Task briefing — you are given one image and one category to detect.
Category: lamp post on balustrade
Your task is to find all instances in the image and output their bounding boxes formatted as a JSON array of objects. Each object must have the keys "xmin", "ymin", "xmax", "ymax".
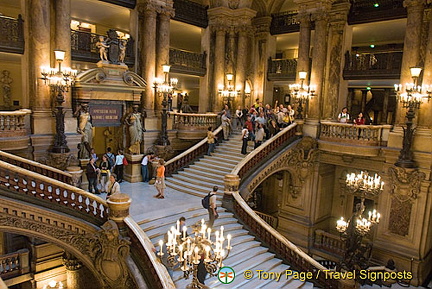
[
  {"xmin": 154, "ymin": 64, "xmax": 178, "ymax": 146},
  {"xmin": 288, "ymin": 71, "xmax": 315, "ymax": 119},
  {"xmin": 394, "ymin": 67, "xmax": 431, "ymax": 168},
  {"xmin": 40, "ymin": 50, "xmax": 77, "ymax": 153}
]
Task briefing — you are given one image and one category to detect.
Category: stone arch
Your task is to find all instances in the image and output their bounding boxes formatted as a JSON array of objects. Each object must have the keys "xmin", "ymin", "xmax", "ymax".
[{"xmin": 252, "ymin": 0, "xmax": 268, "ymax": 16}]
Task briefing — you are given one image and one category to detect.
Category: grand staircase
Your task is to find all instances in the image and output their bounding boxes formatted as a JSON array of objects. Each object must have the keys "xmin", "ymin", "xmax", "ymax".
[{"xmin": 137, "ymin": 131, "xmax": 314, "ymax": 288}]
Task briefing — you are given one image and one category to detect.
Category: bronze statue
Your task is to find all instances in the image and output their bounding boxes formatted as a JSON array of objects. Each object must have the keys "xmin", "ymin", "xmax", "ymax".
[
  {"xmin": 124, "ymin": 105, "xmax": 145, "ymax": 154},
  {"xmin": 74, "ymin": 103, "xmax": 93, "ymax": 159}
]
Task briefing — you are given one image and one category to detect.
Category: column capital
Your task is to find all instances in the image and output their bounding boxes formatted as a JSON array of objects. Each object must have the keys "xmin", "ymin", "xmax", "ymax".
[
  {"xmin": 137, "ymin": 1, "xmax": 158, "ymax": 16},
  {"xmin": 159, "ymin": 6, "xmax": 175, "ymax": 18},
  {"xmin": 252, "ymin": 16, "xmax": 272, "ymax": 36},
  {"xmin": 297, "ymin": 11, "xmax": 312, "ymax": 26},
  {"xmin": 62, "ymin": 252, "xmax": 83, "ymax": 271},
  {"xmin": 311, "ymin": 10, "xmax": 329, "ymax": 22},
  {"xmin": 403, "ymin": 0, "xmax": 427, "ymax": 8},
  {"xmin": 211, "ymin": 25, "xmax": 229, "ymax": 34}
]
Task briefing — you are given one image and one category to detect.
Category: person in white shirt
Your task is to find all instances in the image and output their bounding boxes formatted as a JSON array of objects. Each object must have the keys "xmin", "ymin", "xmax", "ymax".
[
  {"xmin": 106, "ymin": 174, "xmax": 121, "ymax": 199},
  {"xmin": 338, "ymin": 107, "xmax": 350, "ymax": 123},
  {"xmin": 114, "ymin": 150, "xmax": 125, "ymax": 183},
  {"xmin": 254, "ymin": 123, "xmax": 265, "ymax": 149},
  {"xmin": 208, "ymin": 186, "xmax": 218, "ymax": 228},
  {"xmin": 141, "ymin": 152, "xmax": 154, "ymax": 182},
  {"xmin": 234, "ymin": 105, "xmax": 243, "ymax": 129}
]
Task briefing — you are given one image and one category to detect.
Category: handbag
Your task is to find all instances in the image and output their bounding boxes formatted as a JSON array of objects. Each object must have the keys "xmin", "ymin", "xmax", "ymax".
[{"xmin": 123, "ymin": 157, "xmax": 128, "ymax": 166}]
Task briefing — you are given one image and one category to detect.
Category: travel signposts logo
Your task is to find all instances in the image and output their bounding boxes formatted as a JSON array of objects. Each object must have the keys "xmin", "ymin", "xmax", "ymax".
[{"xmin": 218, "ymin": 266, "xmax": 235, "ymax": 284}]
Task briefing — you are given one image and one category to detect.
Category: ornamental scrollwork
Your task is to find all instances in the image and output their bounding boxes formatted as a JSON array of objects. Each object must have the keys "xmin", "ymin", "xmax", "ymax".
[{"xmin": 388, "ymin": 166, "xmax": 425, "ymax": 202}]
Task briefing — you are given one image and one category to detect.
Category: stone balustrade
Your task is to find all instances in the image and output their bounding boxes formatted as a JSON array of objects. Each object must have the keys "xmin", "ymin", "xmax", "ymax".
[
  {"xmin": 320, "ymin": 121, "xmax": 391, "ymax": 146},
  {"xmin": 170, "ymin": 112, "xmax": 219, "ymax": 130},
  {"xmin": 0, "ymin": 109, "xmax": 30, "ymax": 137},
  {"xmin": 313, "ymin": 229, "xmax": 345, "ymax": 258},
  {"xmin": 0, "ymin": 249, "xmax": 30, "ymax": 280},
  {"xmin": 254, "ymin": 210, "xmax": 278, "ymax": 229},
  {"xmin": 0, "ymin": 14, "xmax": 24, "ymax": 54},
  {"xmin": 0, "ymin": 160, "xmax": 108, "ymax": 225}
]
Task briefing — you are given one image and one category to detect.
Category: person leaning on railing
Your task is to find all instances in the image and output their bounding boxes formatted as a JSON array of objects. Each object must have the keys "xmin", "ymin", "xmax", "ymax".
[{"xmin": 207, "ymin": 126, "xmax": 216, "ymax": 156}]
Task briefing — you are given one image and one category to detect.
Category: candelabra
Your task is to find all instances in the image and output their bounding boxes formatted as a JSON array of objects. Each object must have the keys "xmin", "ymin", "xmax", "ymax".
[
  {"xmin": 40, "ymin": 50, "xmax": 77, "ymax": 153},
  {"xmin": 335, "ymin": 171, "xmax": 384, "ymax": 271},
  {"xmin": 288, "ymin": 71, "xmax": 315, "ymax": 119},
  {"xmin": 394, "ymin": 67, "xmax": 431, "ymax": 168},
  {"xmin": 218, "ymin": 73, "xmax": 239, "ymax": 108},
  {"xmin": 43, "ymin": 281, "xmax": 64, "ymax": 289},
  {"xmin": 154, "ymin": 64, "xmax": 178, "ymax": 146},
  {"xmin": 158, "ymin": 219, "xmax": 232, "ymax": 289}
]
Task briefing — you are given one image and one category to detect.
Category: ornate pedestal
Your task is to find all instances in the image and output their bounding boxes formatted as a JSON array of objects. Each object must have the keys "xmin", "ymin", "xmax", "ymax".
[
  {"xmin": 123, "ymin": 153, "xmax": 143, "ymax": 183},
  {"xmin": 223, "ymin": 174, "xmax": 240, "ymax": 212},
  {"xmin": 66, "ymin": 166, "xmax": 83, "ymax": 188}
]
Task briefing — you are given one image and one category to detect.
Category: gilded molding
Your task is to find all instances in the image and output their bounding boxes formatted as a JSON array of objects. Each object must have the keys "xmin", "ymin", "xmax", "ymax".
[
  {"xmin": 245, "ymin": 137, "xmax": 318, "ymax": 199},
  {"xmin": 388, "ymin": 166, "xmax": 426, "ymax": 202}
]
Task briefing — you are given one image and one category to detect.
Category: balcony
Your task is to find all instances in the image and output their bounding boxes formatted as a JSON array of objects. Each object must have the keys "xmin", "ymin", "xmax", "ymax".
[
  {"xmin": 349, "ymin": 0, "xmax": 406, "ymax": 25},
  {"xmin": 0, "ymin": 249, "xmax": 31, "ymax": 287},
  {"xmin": 0, "ymin": 15, "xmax": 24, "ymax": 54},
  {"xmin": 99, "ymin": 0, "xmax": 136, "ymax": 8},
  {"xmin": 267, "ymin": 57, "xmax": 297, "ymax": 81},
  {"xmin": 173, "ymin": 0, "xmax": 208, "ymax": 28},
  {"xmin": 71, "ymin": 30, "xmax": 135, "ymax": 66},
  {"xmin": 169, "ymin": 48, "xmax": 207, "ymax": 76},
  {"xmin": 0, "ymin": 109, "xmax": 31, "ymax": 151},
  {"xmin": 343, "ymin": 51, "xmax": 402, "ymax": 80}
]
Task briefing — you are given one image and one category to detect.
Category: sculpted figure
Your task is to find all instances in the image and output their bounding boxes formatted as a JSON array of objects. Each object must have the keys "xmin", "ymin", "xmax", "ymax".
[
  {"xmin": 119, "ymin": 39, "xmax": 127, "ymax": 63},
  {"xmin": 96, "ymin": 36, "xmax": 109, "ymax": 61},
  {"xmin": 74, "ymin": 103, "xmax": 93, "ymax": 159},
  {"xmin": 124, "ymin": 105, "xmax": 144, "ymax": 154},
  {"xmin": 0, "ymin": 70, "xmax": 12, "ymax": 107}
]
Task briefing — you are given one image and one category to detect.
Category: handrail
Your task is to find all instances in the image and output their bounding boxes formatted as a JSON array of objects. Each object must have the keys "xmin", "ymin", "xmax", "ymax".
[
  {"xmin": 0, "ymin": 160, "xmax": 108, "ymax": 224},
  {"xmin": 0, "ymin": 109, "xmax": 31, "ymax": 116},
  {"xmin": 0, "ymin": 249, "xmax": 29, "ymax": 279},
  {"xmin": 165, "ymin": 126, "xmax": 223, "ymax": 176},
  {"xmin": 169, "ymin": 112, "xmax": 217, "ymax": 117},
  {"xmin": 313, "ymin": 229, "xmax": 345, "ymax": 257},
  {"xmin": 169, "ymin": 112, "xmax": 219, "ymax": 130},
  {"xmin": 124, "ymin": 217, "xmax": 176, "ymax": 289},
  {"xmin": 0, "ymin": 151, "xmax": 72, "ymax": 184},
  {"xmin": 232, "ymin": 192, "xmax": 338, "ymax": 288},
  {"xmin": 254, "ymin": 211, "xmax": 278, "ymax": 229},
  {"xmin": 232, "ymin": 123, "xmax": 298, "ymax": 178}
]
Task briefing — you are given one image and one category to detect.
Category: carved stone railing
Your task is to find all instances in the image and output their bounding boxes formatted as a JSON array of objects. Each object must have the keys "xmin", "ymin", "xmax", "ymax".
[
  {"xmin": 0, "ymin": 161, "xmax": 108, "ymax": 225},
  {"xmin": 254, "ymin": 211, "xmax": 278, "ymax": 229},
  {"xmin": 0, "ymin": 109, "xmax": 30, "ymax": 137},
  {"xmin": 173, "ymin": 0, "xmax": 208, "ymax": 28},
  {"xmin": 0, "ymin": 249, "xmax": 30, "ymax": 280},
  {"xmin": 125, "ymin": 217, "xmax": 176, "ymax": 289},
  {"xmin": 320, "ymin": 121, "xmax": 391, "ymax": 146},
  {"xmin": 270, "ymin": 10, "xmax": 300, "ymax": 34},
  {"xmin": 349, "ymin": 0, "xmax": 406, "ymax": 24},
  {"xmin": 267, "ymin": 58, "xmax": 297, "ymax": 81},
  {"xmin": 343, "ymin": 51, "xmax": 403, "ymax": 80},
  {"xmin": 169, "ymin": 48, "xmax": 207, "ymax": 76},
  {"xmin": 232, "ymin": 123, "xmax": 298, "ymax": 180},
  {"xmin": 170, "ymin": 112, "xmax": 219, "ymax": 130},
  {"xmin": 0, "ymin": 15, "xmax": 24, "ymax": 54},
  {"xmin": 165, "ymin": 126, "xmax": 223, "ymax": 176},
  {"xmin": 232, "ymin": 193, "xmax": 339, "ymax": 288},
  {"xmin": 71, "ymin": 30, "xmax": 135, "ymax": 66},
  {"xmin": 313, "ymin": 229, "xmax": 345, "ymax": 258},
  {"xmin": 0, "ymin": 151, "xmax": 72, "ymax": 184}
]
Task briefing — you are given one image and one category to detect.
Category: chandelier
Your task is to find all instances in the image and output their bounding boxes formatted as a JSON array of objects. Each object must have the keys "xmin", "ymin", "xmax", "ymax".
[
  {"xmin": 345, "ymin": 170, "xmax": 384, "ymax": 197},
  {"xmin": 218, "ymin": 73, "xmax": 239, "ymax": 107},
  {"xmin": 393, "ymin": 66, "xmax": 431, "ymax": 168},
  {"xmin": 158, "ymin": 219, "xmax": 232, "ymax": 288},
  {"xmin": 288, "ymin": 71, "xmax": 315, "ymax": 119},
  {"xmin": 336, "ymin": 208, "xmax": 380, "ymax": 236}
]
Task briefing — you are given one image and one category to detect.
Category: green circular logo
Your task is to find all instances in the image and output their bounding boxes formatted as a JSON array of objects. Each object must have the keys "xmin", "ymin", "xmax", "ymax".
[{"xmin": 218, "ymin": 266, "xmax": 236, "ymax": 284}]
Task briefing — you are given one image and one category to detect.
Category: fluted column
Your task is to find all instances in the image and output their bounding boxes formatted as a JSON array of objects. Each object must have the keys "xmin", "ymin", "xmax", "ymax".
[
  {"xmin": 395, "ymin": 0, "xmax": 425, "ymax": 125},
  {"xmin": 418, "ymin": 8, "xmax": 432, "ymax": 126},
  {"xmin": 213, "ymin": 27, "xmax": 226, "ymax": 111},
  {"xmin": 323, "ymin": 2, "xmax": 350, "ymax": 120},
  {"xmin": 308, "ymin": 12, "xmax": 329, "ymax": 120},
  {"xmin": 227, "ymin": 27, "xmax": 236, "ymax": 75},
  {"xmin": 55, "ymin": 0, "xmax": 71, "ymax": 107},
  {"xmin": 296, "ymin": 12, "xmax": 312, "ymax": 82},
  {"xmin": 155, "ymin": 9, "xmax": 174, "ymax": 110},
  {"xmin": 29, "ymin": 0, "xmax": 52, "ymax": 134},
  {"xmin": 139, "ymin": 3, "xmax": 157, "ymax": 111},
  {"xmin": 235, "ymin": 27, "xmax": 250, "ymax": 107}
]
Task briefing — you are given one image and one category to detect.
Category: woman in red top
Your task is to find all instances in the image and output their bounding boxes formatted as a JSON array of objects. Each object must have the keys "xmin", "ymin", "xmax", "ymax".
[
  {"xmin": 154, "ymin": 159, "xmax": 166, "ymax": 199},
  {"xmin": 354, "ymin": 112, "xmax": 365, "ymax": 125}
]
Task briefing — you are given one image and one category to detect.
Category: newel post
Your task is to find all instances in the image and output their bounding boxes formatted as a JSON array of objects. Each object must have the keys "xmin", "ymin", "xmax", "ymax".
[
  {"xmin": 106, "ymin": 193, "xmax": 132, "ymax": 236},
  {"xmin": 223, "ymin": 174, "xmax": 240, "ymax": 212}
]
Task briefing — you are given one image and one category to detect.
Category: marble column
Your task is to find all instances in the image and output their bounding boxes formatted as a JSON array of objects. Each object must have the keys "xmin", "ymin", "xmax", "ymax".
[
  {"xmin": 199, "ymin": 28, "xmax": 211, "ymax": 112},
  {"xmin": 296, "ymin": 12, "xmax": 311, "ymax": 82},
  {"xmin": 29, "ymin": 0, "xmax": 52, "ymax": 134},
  {"xmin": 395, "ymin": 0, "xmax": 425, "ymax": 125},
  {"xmin": 361, "ymin": 89, "xmax": 368, "ymax": 112},
  {"xmin": 62, "ymin": 252, "xmax": 86, "ymax": 289},
  {"xmin": 235, "ymin": 27, "xmax": 250, "ymax": 108},
  {"xmin": 139, "ymin": 3, "xmax": 157, "ymax": 111},
  {"xmin": 227, "ymin": 27, "xmax": 236, "ymax": 76},
  {"xmin": 308, "ymin": 12, "xmax": 329, "ymax": 120},
  {"xmin": 418, "ymin": 10, "xmax": 432, "ymax": 126},
  {"xmin": 213, "ymin": 26, "xmax": 226, "ymax": 111}
]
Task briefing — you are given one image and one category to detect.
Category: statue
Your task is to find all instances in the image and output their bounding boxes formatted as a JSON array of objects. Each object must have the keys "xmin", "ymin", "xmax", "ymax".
[
  {"xmin": 124, "ymin": 104, "xmax": 145, "ymax": 154},
  {"xmin": 0, "ymin": 70, "xmax": 12, "ymax": 108},
  {"xmin": 96, "ymin": 36, "xmax": 109, "ymax": 62},
  {"xmin": 180, "ymin": 93, "xmax": 194, "ymax": 113},
  {"xmin": 119, "ymin": 39, "xmax": 127, "ymax": 63},
  {"xmin": 74, "ymin": 103, "xmax": 93, "ymax": 159}
]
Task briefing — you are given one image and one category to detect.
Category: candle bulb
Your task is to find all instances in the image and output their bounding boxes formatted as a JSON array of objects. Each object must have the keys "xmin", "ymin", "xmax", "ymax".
[
  {"xmin": 179, "ymin": 245, "xmax": 183, "ymax": 261},
  {"xmin": 183, "ymin": 226, "xmax": 187, "ymax": 240},
  {"xmin": 207, "ymin": 228, "xmax": 211, "ymax": 241},
  {"xmin": 201, "ymin": 219, "xmax": 205, "ymax": 227},
  {"xmin": 205, "ymin": 246, "xmax": 210, "ymax": 261},
  {"xmin": 159, "ymin": 240, "xmax": 164, "ymax": 256},
  {"xmin": 227, "ymin": 234, "xmax": 232, "ymax": 249}
]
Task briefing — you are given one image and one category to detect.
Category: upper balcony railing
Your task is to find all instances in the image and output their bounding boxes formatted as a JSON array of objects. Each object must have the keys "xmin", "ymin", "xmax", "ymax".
[
  {"xmin": 169, "ymin": 48, "xmax": 207, "ymax": 76},
  {"xmin": 349, "ymin": 0, "xmax": 406, "ymax": 24},
  {"xmin": 270, "ymin": 11, "xmax": 300, "ymax": 35},
  {"xmin": 173, "ymin": 0, "xmax": 208, "ymax": 28},
  {"xmin": 267, "ymin": 57, "xmax": 297, "ymax": 81},
  {"xmin": 100, "ymin": 0, "xmax": 136, "ymax": 8},
  {"xmin": 343, "ymin": 51, "xmax": 403, "ymax": 80},
  {"xmin": 312, "ymin": 229, "xmax": 344, "ymax": 260},
  {"xmin": 0, "ymin": 109, "xmax": 30, "ymax": 137},
  {"xmin": 71, "ymin": 30, "xmax": 135, "ymax": 66},
  {"xmin": 170, "ymin": 112, "xmax": 219, "ymax": 130},
  {"xmin": 0, "ymin": 15, "xmax": 24, "ymax": 54},
  {"xmin": 320, "ymin": 121, "xmax": 392, "ymax": 146}
]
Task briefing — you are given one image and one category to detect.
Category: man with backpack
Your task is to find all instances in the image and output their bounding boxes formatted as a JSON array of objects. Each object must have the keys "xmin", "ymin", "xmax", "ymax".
[
  {"xmin": 202, "ymin": 186, "xmax": 218, "ymax": 228},
  {"xmin": 105, "ymin": 147, "xmax": 116, "ymax": 171}
]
